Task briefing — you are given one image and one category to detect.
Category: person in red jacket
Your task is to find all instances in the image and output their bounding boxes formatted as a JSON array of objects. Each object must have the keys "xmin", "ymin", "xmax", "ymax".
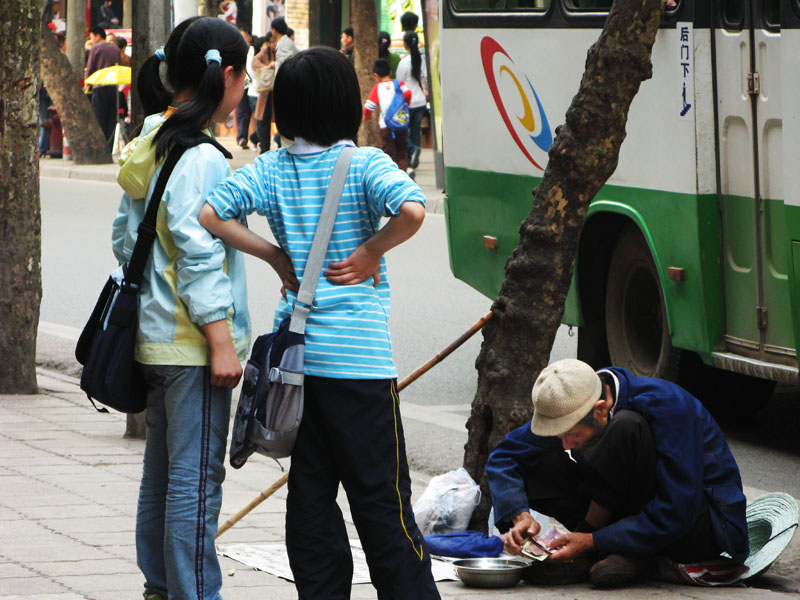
[{"xmin": 363, "ymin": 58, "xmax": 413, "ymax": 174}]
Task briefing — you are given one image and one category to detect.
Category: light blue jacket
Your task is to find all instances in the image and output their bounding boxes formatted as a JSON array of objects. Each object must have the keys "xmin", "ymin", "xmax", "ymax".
[{"xmin": 112, "ymin": 114, "xmax": 250, "ymax": 365}]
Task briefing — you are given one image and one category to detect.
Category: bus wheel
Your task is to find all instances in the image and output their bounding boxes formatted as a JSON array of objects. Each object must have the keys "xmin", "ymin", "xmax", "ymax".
[{"xmin": 605, "ymin": 229, "xmax": 679, "ymax": 380}]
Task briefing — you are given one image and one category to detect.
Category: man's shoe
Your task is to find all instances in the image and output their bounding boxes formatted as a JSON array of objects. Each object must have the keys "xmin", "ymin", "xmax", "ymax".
[
  {"xmin": 589, "ymin": 553, "xmax": 655, "ymax": 588},
  {"xmin": 143, "ymin": 593, "xmax": 164, "ymax": 600},
  {"xmin": 406, "ymin": 167, "xmax": 416, "ymax": 181},
  {"xmin": 522, "ymin": 555, "xmax": 594, "ymax": 585}
]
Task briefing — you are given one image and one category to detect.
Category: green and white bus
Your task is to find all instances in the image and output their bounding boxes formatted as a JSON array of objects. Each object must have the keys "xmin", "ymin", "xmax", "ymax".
[{"xmin": 441, "ymin": 0, "xmax": 800, "ymax": 405}]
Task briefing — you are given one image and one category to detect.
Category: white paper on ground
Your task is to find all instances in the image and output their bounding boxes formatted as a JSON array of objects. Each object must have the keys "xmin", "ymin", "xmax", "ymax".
[{"xmin": 218, "ymin": 540, "xmax": 459, "ymax": 583}]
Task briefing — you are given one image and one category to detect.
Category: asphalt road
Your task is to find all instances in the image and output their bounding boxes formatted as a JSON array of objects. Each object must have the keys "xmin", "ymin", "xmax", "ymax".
[{"xmin": 37, "ymin": 177, "xmax": 800, "ymax": 505}]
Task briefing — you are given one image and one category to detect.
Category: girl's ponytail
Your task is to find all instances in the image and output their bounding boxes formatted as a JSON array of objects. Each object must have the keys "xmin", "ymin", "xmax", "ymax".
[
  {"xmin": 154, "ymin": 17, "xmax": 247, "ymax": 159},
  {"xmin": 378, "ymin": 31, "xmax": 391, "ymax": 60},
  {"xmin": 403, "ymin": 31, "xmax": 422, "ymax": 87}
]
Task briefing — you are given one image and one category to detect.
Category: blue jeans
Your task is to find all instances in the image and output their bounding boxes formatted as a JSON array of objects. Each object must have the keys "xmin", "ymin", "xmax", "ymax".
[
  {"xmin": 407, "ymin": 106, "xmax": 426, "ymax": 159},
  {"xmin": 136, "ymin": 365, "xmax": 231, "ymax": 600}
]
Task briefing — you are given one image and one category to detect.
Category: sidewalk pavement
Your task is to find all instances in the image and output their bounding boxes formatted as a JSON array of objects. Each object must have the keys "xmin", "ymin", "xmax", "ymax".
[
  {"xmin": 1, "ymin": 370, "xmax": 799, "ymax": 599},
  {"xmin": 37, "ymin": 138, "xmax": 446, "ymax": 215}
]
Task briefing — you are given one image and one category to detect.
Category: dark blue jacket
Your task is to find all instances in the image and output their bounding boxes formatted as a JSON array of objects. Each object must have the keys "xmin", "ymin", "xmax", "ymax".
[{"xmin": 486, "ymin": 367, "xmax": 749, "ymax": 563}]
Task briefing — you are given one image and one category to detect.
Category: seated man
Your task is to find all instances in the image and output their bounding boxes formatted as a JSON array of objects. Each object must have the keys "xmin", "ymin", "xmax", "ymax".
[{"xmin": 486, "ymin": 358, "xmax": 749, "ymax": 587}]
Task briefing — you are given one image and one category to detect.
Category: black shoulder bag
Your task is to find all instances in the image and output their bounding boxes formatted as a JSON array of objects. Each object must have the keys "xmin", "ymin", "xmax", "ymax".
[{"xmin": 75, "ymin": 136, "xmax": 232, "ymax": 413}]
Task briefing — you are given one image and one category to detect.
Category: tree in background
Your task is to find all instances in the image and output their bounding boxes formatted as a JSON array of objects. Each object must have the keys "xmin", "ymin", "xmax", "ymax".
[
  {"xmin": 0, "ymin": 0, "xmax": 43, "ymax": 393},
  {"xmin": 351, "ymin": 0, "xmax": 379, "ymax": 148},
  {"xmin": 40, "ymin": 5, "xmax": 112, "ymax": 164},
  {"xmin": 463, "ymin": 0, "xmax": 667, "ymax": 530}
]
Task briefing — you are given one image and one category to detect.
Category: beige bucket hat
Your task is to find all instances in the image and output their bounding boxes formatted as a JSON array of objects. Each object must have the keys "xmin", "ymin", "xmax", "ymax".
[{"xmin": 530, "ymin": 358, "xmax": 602, "ymax": 436}]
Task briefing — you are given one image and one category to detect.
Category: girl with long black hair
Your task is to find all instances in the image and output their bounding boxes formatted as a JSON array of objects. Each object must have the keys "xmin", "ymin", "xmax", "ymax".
[
  {"xmin": 396, "ymin": 31, "xmax": 428, "ymax": 169},
  {"xmin": 112, "ymin": 17, "xmax": 254, "ymax": 599}
]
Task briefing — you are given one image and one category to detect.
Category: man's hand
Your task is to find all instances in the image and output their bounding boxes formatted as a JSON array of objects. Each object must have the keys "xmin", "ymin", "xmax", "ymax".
[
  {"xmin": 547, "ymin": 532, "xmax": 595, "ymax": 563},
  {"xmin": 503, "ymin": 512, "xmax": 541, "ymax": 555},
  {"xmin": 325, "ymin": 244, "xmax": 381, "ymax": 287}
]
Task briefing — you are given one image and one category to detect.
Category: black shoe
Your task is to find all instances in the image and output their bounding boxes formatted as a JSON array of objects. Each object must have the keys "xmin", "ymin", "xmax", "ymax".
[
  {"xmin": 590, "ymin": 554, "xmax": 655, "ymax": 588},
  {"xmin": 249, "ymin": 132, "xmax": 259, "ymax": 145},
  {"xmin": 238, "ymin": 139, "xmax": 249, "ymax": 149},
  {"xmin": 409, "ymin": 147, "xmax": 421, "ymax": 169}
]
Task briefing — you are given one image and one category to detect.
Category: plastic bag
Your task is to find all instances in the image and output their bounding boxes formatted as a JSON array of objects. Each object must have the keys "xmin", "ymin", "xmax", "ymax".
[{"xmin": 413, "ymin": 468, "xmax": 481, "ymax": 535}]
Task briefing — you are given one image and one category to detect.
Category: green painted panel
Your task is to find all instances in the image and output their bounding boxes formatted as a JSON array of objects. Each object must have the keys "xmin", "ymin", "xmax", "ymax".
[
  {"xmin": 720, "ymin": 194, "xmax": 759, "ymax": 344},
  {"xmin": 445, "ymin": 166, "xmax": 724, "ymax": 358},
  {"xmin": 762, "ymin": 198, "xmax": 794, "ymax": 351}
]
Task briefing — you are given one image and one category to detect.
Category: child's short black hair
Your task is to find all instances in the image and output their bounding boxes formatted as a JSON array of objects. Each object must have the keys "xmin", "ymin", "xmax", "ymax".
[
  {"xmin": 271, "ymin": 16, "xmax": 288, "ymax": 35},
  {"xmin": 274, "ymin": 47, "xmax": 361, "ymax": 146},
  {"xmin": 372, "ymin": 58, "xmax": 390, "ymax": 77},
  {"xmin": 400, "ymin": 11, "xmax": 418, "ymax": 32},
  {"xmin": 342, "ymin": 27, "xmax": 354, "ymax": 38},
  {"xmin": 287, "ymin": 27, "xmax": 294, "ymax": 37},
  {"xmin": 90, "ymin": 25, "xmax": 106, "ymax": 38}
]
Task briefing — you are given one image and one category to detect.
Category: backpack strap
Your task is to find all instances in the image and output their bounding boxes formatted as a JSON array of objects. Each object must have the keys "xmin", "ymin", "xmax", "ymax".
[
  {"xmin": 124, "ymin": 136, "xmax": 232, "ymax": 288},
  {"xmin": 289, "ymin": 145, "xmax": 356, "ymax": 335}
]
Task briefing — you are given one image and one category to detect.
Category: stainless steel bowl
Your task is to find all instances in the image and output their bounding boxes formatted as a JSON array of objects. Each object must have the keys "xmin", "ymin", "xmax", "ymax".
[{"xmin": 452, "ymin": 557, "xmax": 531, "ymax": 588}]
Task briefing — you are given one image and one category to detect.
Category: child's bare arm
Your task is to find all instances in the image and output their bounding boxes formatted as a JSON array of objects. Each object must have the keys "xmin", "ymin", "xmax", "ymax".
[
  {"xmin": 203, "ymin": 319, "xmax": 242, "ymax": 388},
  {"xmin": 199, "ymin": 203, "xmax": 299, "ymax": 292},
  {"xmin": 325, "ymin": 201, "xmax": 425, "ymax": 286}
]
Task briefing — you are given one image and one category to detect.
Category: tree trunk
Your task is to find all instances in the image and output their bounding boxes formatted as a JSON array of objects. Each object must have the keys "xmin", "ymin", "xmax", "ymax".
[
  {"xmin": 0, "ymin": 0, "xmax": 43, "ymax": 394},
  {"xmin": 464, "ymin": 0, "xmax": 665, "ymax": 531},
  {"xmin": 352, "ymin": 0, "xmax": 379, "ymax": 147},
  {"xmin": 130, "ymin": 0, "xmax": 171, "ymax": 133},
  {"xmin": 238, "ymin": 0, "xmax": 253, "ymax": 30},
  {"xmin": 40, "ymin": 16, "xmax": 112, "ymax": 164},
  {"xmin": 66, "ymin": 0, "xmax": 86, "ymax": 79}
]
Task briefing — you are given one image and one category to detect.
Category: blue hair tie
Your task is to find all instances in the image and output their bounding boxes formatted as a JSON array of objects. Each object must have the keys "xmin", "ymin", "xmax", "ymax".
[
  {"xmin": 205, "ymin": 49, "xmax": 222, "ymax": 66},
  {"xmin": 155, "ymin": 47, "xmax": 166, "ymax": 61}
]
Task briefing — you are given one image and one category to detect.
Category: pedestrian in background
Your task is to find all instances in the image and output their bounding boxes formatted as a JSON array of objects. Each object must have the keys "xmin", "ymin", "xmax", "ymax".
[
  {"xmin": 200, "ymin": 46, "xmax": 440, "ymax": 600},
  {"xmin": 252, "ymin": 30, "xmax": 276, "ymax": 152},
  {"xmin": 378, "ymin": 30, "xmax": 400, "ymax": 77},
  {"xmin": 363, "ymin": 58, "xmax": 413, "ymax": 173},
  {"xmin": 396, "ymin": 31, "xmax": 428, "ymax": 170},
  {"xmin": 236, "ymin": 26, "xmax": 254, "ymax": 149},
  {"xmin": 340, "ymin": 26, "xmax": 354, "ymax": 62},
  {"xmin": 85, "ymin": 25, "xmax": 121, "ymax": 151},
  {"xmin": 113, "ymin": 17, "xmax": 250, "ymax": 600}
]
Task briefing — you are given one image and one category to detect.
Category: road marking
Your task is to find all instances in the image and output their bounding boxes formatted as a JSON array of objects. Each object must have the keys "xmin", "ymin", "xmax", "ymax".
[{"xmin": 39, "ymin": 321, "xmax": 81, "ymax": 341}]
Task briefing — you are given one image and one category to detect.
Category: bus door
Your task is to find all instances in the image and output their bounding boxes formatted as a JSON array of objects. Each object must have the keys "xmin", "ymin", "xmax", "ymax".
[{"xmin": 714, "ymin": 0, "xmax": 791, "ymax": 361}]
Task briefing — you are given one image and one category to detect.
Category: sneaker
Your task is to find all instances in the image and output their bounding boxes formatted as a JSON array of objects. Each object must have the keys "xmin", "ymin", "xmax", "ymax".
[
  {"xmin": 410, "ymin": 147, "xmax": 421, "ymax": 169},
  {"xmin": 589, "ymin": 553, "xmax": 655, "ymax": 588},
  {"xmin": 406, "ymin": 167, "xmax": 416, "ymax": 181},
  {"xmin": 143, "ymin": 593, "xmax": 165, "ymax": 600},
  {"xmin": 522, "ymin": 555, "xmax": 594, "ymax": 585}
]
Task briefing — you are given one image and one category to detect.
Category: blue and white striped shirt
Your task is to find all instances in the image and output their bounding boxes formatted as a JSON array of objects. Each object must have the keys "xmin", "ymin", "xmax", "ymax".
[{"xmin": 206, "ymin": 141, "xmax": 425, "ymax": 379}]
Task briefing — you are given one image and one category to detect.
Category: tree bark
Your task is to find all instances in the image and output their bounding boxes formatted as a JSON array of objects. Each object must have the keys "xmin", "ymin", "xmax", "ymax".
[
  {"xmin": 0, "ymin": 0, "xmax": 43, "ymax": 394},
  {"xmin": 352, "ymin": 0, "xmax": 379, "ymax": 147},
  {"xmin": 40, "ymin": 15, "xmax": 112, "ymax": 164},
  {"xmin": 66, "ymin": 0, "xmax": 86, "ymax": 79},
  {"xmin": 130, "ymin": 0, "xmax": 171, "ymax": 133},
  {"xmin": 464, "ymin": 0, "xmax": 665, "ymax": 531},
  {"xmin": 200, "ymin": 0, "xmax": 218, "ymax": 17}
]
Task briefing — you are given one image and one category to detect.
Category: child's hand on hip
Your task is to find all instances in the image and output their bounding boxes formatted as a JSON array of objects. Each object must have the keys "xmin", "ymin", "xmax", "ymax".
[
  {"xmin": 325, "ymin": 244, "xmax": 381, "ymax": 287},
  {"xmin": 267, "ymin": 248, "xmax": 299, "ymax": 298}
]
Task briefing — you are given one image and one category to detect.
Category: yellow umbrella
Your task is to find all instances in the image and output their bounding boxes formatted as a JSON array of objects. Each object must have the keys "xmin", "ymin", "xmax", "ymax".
[{"xmin": 85, "ymin": 65, "xmax": 131, "ymax": 86}]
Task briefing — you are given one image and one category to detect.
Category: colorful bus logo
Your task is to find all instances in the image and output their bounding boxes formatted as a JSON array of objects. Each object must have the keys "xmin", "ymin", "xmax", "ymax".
[{"xmin": 480, "ymin": 36, "xmax": 553, "ymax": 170}]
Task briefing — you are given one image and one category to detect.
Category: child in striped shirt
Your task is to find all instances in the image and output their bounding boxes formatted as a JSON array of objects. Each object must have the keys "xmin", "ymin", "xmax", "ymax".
[{"xmin": 199, "ymin": 47, "xmax": 441, "ymax": 599}]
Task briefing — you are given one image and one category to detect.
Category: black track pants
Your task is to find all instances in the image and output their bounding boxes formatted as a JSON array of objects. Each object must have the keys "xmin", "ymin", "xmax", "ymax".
[{"xmin": 285, "ymin": 376, "xmax": 440, "ymax": 600}]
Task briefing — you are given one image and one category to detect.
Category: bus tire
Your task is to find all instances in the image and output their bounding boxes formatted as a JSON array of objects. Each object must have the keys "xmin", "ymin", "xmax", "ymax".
[{"xmin": 605, "ymin": 228, "xmax": 680, "ymax": 380}]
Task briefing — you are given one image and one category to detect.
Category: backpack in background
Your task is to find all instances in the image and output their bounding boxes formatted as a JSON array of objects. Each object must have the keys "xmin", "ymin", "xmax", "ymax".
[{"xmin": 384, "ymin": 80, "xmax": 410, "ymax": 131}]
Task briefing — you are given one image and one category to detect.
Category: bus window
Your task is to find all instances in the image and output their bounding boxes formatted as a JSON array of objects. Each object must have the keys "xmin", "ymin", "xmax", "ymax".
[
  {"xmin": 764, "ymin": 0, "xmax": 779, "ymax": 27},
  {"xmin": 721, "ymin": 0, "xmax": 745, "ymax": 27},
  {"xmin": 451, "ymin": 0, "xmax": 550, "ymax": 11},
  {"xmin": 564, "ymin": 0, "xmax": 612, "ymax": 11}
]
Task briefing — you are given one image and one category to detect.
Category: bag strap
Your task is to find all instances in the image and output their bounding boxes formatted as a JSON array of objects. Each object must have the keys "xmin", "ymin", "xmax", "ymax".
[
  {"xmin": 124, "ymin": 136, "xmax": 232, "ymax": 288},
  {"xmin": 289, "ymin": 145, "xmax": 356, "ymax": 334}
]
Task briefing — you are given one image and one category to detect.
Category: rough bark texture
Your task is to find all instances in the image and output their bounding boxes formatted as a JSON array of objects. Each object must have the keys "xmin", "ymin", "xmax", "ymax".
[
  {"xmin": 200, "ymin": 0, "xmax": 218, "ymax": 17},
  {"xmin": 65, "ymin": 0, "xmax": 86, "ymax": 79},
  {"xmin": 40, "ymin": 14, "xmax": 112, "ymax": 164},
  {"xmin": 464, "ymin": 0, "xmax": 665, "ymax": 531},
  {"xmin": 0, "ymin": 0, "xmax": 43, "ymax": 393},
  {"xmin": 130, "ymin": 0, "xmax": 171, "ymax": 134},
  {"xmin": 352, "ymin": 0, "xmax": 379, "ymax": 148}
]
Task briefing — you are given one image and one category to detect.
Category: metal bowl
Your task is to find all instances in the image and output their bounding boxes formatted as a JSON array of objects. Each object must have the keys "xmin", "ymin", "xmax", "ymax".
[{"xmin": 452, "ymin": 557, "xmax": 531, "ymax": 588}]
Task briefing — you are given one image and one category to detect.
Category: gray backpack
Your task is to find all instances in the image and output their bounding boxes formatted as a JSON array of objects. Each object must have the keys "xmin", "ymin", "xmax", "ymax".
[{"xmin": 229, "ymin": 146, "xmax": 355, "ymax": 468}]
